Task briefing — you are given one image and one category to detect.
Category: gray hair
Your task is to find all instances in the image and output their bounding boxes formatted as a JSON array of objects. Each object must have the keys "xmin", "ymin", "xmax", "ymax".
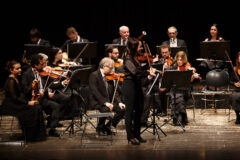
[
  {"xmin": 119, "ymin": 25, "xmax": 129, "ymax": 32},
  {"xmin": 99, "ymin": 57, "xmax": 114, "ymax": 68},
  {"xmin": 38, "ymin": 53, "xmax": 48, "ymax": 60}
]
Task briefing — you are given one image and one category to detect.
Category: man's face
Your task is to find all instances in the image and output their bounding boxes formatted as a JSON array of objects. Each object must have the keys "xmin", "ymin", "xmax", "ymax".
[
  {"xmin": 103, "ymin": 64, "xmax": 114, "ymax": 74},
  {"xmin": 161, "ymin": 48, "xmax": 170, "ymax": 59},
  {"xmin": 68, "ymin": 32, "xmax": 78, "ymax": 42},
  {"xmin": 35, "ymin": 59, "xmax": 47, "ymax": 71},
  {"xmin": 111, "ymin": 48, "xmax": 119, "ymax": 60},
  {"xmin": 168, "ymin": 28, "xmax": 177, "ymax": 39},
  {"xmin": 120, "ymin": 27, "xmax": 130, "ymax": 40}
]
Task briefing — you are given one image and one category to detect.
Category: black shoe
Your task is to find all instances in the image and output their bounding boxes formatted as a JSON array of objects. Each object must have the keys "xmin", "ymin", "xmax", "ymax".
[
  {"xmin": 97, "ymin": 130, "xmax": 107, "ymax": 136},
  {"xmin": 48, "ymin": 129, "xmax": 60, "ymax": 137},
  {"xmin": 128, "ymin": 138, "xmax": 140, "ymax": 145},
  {"xmin": 104, "ymin": 126, "xmax": 115, "ymax": 135},
  {"xmin": 136, "ymin": 137, "xmax": 147, "ymax": 143}
]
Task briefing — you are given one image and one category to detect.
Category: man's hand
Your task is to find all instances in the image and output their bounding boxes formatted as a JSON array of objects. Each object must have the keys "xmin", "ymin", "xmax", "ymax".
[
  {"xmin": 105, "ymin": 102, "xmax": 114, "ymax": 111},
  {"xmin": 119, "ymin": 102, "xmax": 126, "ymax": 109}
]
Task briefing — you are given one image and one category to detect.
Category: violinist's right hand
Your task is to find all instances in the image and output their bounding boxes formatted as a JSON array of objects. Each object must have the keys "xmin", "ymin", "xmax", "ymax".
[
  {"xmin": 149, "ymin": 68, "xmax": 156, "ymax": 77},
  {"xmin": 105, "ymin": 102, "xmax": 113, "ymax": 111},
  {"xmin": 28, "ymin": 100, "xmax": 39, "ymax": 106}
]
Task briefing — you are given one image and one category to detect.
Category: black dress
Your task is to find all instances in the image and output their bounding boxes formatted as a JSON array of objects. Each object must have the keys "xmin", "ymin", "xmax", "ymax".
[
  {"xmin": 122, "ymin": 55, "xmax": 148, "ymax": 140},
  {"xmin": 1, "ymin": 77, "xmax": 46, "ymax": 142}
]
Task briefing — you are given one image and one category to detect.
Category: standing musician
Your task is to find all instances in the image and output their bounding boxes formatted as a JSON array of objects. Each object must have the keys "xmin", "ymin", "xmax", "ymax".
[
  {"xmin": 122, "ymin": 38, "xmax": 156, "ymax": 145},
  {"xmin": 230, "ymin": 52, "xmax": 240, "ymax": 124},
  {"xmin": 22, "ymin": 54, "xmax": 67, "ymax": 137},
  {"xmin": 169, "ymin": 51, "xmax": 200, "ymax": 126},
  {"xmin": 1, "ymin": 60, "xmax": 46, "ymax": 142},
  {"xmin": 88, "ymin": 57, "xmax": 126, "ymax": 136}
]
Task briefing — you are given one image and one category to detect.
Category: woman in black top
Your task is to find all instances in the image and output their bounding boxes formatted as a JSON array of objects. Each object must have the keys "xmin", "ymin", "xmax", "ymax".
[
  {"xmin": 230, "ymin": 52, "xmax": 240, "ymax": 124},
  {"xmin": 122, "ymin": 38, "xmax": 155, "ymax": 145},
  {"xmin": 1, "ymin": 60, "xmax": 46, "ymax": 142}
]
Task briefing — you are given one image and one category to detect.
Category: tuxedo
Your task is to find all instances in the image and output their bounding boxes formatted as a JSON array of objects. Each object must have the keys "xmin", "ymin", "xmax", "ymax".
[
  {"xmin": 162, "ymin": 38, "xmax": 186, "ymax": 47},
  {"xmin": 88, "ymin": 68, "xmax": 125, "ymax": 131}
]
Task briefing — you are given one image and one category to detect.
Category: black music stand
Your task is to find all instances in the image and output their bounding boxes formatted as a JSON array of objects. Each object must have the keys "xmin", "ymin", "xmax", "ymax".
[
  {"xmin": 156, "ymin": 46, "xmax": 187, "ymax": 58},
  {"xmin": 68, "ymin": 42, "xmax": 97, "ymax": 64},
  {"xmin": 159, "ymin": 70, "xmax": 192, "ymax": 131},
  {"xmin": 60, "ymin": 67, "xmax": 93, "ymax": 137},
  {"xmin": 104, "ymin": 44, "xmax": 127, "ymax": 59},
  {"xmin": 24, "ymin": 44, "xmax": 52, "ymax": 60}
]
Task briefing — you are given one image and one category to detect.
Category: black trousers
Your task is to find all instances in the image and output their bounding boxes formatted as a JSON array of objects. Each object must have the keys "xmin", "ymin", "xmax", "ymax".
[
  {"xmin": 122, "ymin": 79, "xmax": 143, "ymax": 140},
  {"xmin": 41, "ymin": 98, "xmax": 61, "ymax": 129},
  {"xmin": 97, "ymin": 104, "xmax": 125, "ymax": 130}
]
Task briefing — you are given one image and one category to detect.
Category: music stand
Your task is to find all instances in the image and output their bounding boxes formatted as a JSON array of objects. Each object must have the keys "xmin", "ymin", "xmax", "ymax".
[
  {"xmin": 24, "ymin": 44, "xmax": 52, "ymax": 60},
  {"xmin": 200, "ymin": 41, "xmax": 230, "ymax": 60},
  {"xmin": 104, "ymin": 44, "xmax": 127, "ymax": 59},
  {"xmin": 156, "ymin": 46, "xmax": 187, "ymax": 58},
  {"xmin": 159, "ymin": 70, "xmax": 192, "ymax": 131},
  {"xmin": 68, "ymin": 42, "xmax": 97, "ymax": 64},
  {"xmin": 60, "ymin": 67, "xmax": 93, "ymax": 137}
]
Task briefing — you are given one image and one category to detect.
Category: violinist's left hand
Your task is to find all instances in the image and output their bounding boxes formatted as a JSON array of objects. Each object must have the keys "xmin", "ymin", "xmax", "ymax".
[
  {"xmin": 62, "ymin": 79, "xmax": 70, "ymax": 85},
  {"xmin": 119, "ymin": 102, "xmax": 126, "ymax": 109}
]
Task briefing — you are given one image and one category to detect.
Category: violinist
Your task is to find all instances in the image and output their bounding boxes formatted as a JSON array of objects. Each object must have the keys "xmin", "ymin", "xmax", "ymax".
[
  {"xmin": 88, "ymin": 57, "xmax": 126, "ymax": 136},
  {"xmin": 22, "ymin": 54, "xmax": 63, "ymax": 137},
  {"xmin": 106, "ymin": 46, "xmax": 124, "ymax": 73},
  {"xmin": 122, "ymin": 38, "xmax": 156, "ymax": 145},
  {"xmin": 153, "ymin": 44, "xmax": 175, "ymax": 117},
  {"xmin": 230, "ymin": 52, "xmax": 240, "ymax": 124},
  {"xmin": 1, "ymin": 60, "xmax": 46, "ymax": 142},
  {"xmin": 169, "ymin": 51, "xmax": 200, "ymax": 126}
]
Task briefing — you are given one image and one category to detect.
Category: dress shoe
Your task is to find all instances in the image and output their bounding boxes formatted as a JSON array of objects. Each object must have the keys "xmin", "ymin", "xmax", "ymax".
[
  {"xmin": 97, "ymin": 130, "xmax": 107, "ymax": 136},
  {"xmin": 136, "ymin": 137, "xmax": 147, "ymax": 143},
  {"xmin": 128, "ymin": 138, "xmax": 140, "ymax": 145},
  {"xmin": 48, "ymin": 129, "xmax": 60, "ymax": 137}
]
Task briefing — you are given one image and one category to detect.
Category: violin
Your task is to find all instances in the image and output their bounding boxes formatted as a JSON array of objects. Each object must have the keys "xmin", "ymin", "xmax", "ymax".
[
  {"xmin": 105, "ymin": 73, "xmax": 125, "ymax": 82},
  {"xmin": 31, "ymin": 79, "xmax": 40, "ymax": 100},
  {"xmin": 114, "ymin": 59, "xmax": 123, "ymax": 68},
  {"xmin": 237, "ymin": 68, "xmax": 240, "ymax": 75},
  {"xmin": 39, "ymin": 66, "xmax": 67, "ymax": 79},
  {"xmin": 178, "ymin": 62, "xmax": 201, "ymax": 80},
  {"xmin": 137, "ymin": 53, "xmax": 154, "ymax": 63}
]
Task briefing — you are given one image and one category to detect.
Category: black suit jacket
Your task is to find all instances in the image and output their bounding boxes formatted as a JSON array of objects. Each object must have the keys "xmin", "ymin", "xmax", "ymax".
[
  {"xmin": 22, "ymin": 68, "xmax": 63, "ymax": 100},
  {"xmin": 88, "ymin": 68, "xmax": 121, "ymax": 109},
  {"xmin": 162, "ymin": 39, "xmax": 186, "ymax": 47},
  {"xmin": 112, "ymin": 37, "xmax": 132, "ymax": 45},
  {"xmin": 38, "ymin": 39, "xmax": 51, "ymax": 47},
  {"xmin": 61, "ymin": 37, "xmax": 89, "ymax": 52}
]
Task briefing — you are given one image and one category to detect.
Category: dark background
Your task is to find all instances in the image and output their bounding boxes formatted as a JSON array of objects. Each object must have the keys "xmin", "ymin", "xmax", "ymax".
[{"xmin": 1, "ymin": 1, "xmax": 239, "ymax": 87}]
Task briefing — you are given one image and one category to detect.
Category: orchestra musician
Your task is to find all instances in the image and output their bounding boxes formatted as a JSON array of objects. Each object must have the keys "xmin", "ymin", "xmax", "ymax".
[
  {"xmin": 112, "ymin": 25, "xmax": 131, "ymax": 45},
  {"xmin": 88, "ymin": 57, "xmax": 126, "ymax": 136},
  {"xmin": 106, "ymin": 45, "xmax": 124, "ymax": 73},
  {"xmin": 122, "ymin": 38, "xmax": 156, "ymax": 145},
  {"xmin": 169, "ymin": 51, "xmax": 200, "ymax": 126},
  {"xmin": 162, "ymin": 26, "xmax": 186, "ymax": 47},
  {"xmin": 230, "ymin": 52, "xmax": 240, "ymax": 124},
  {"xmin": 22, "ymin": 54, "xmax": 66, "ymax": 137},
  {"xmin": 29, "ymin": 28, "xmax": 51, "ymax": 47},
  {"xmin": 1, "ymin": 60, "xmax": 46, "ymax": 142}
]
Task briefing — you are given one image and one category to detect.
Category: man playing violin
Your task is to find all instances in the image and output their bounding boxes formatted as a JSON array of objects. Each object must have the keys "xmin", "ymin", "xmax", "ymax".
[
  {"xmin": 88, "ymin": 57, "xmax": 126, "ymax": 136},
  {"xmin": 106, "ymin": 46, "xmax": 124, "ymax": 73},
  {"xmin": 22, "ymin": 54, "xmax": 67, "ymax": 137}
]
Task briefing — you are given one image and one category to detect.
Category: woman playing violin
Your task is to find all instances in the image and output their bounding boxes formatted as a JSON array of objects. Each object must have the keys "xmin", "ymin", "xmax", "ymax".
[
  {"xmin": 1, "ymin": 60, "xmax": 46, "ymax": 142},
  {"xmin": 230, "ymin": 52, "xmax": 240, "ymax": 124}
]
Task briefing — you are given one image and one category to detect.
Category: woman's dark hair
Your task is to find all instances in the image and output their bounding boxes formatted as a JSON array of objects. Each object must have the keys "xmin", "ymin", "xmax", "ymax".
[
  {"xmin": 5, "ymin": 60, "xmax": 19, "ymax": 72},
  {"xmin": 30, "ymin": 28, "xmax": 41, "ymax": 39},
  {"xmin": 126, "ymin": 38, "xmax": 139, "ymax": 57},
  {"xmin": 48, "ymin": 47, "xmax": 62, "ymax": 65}
]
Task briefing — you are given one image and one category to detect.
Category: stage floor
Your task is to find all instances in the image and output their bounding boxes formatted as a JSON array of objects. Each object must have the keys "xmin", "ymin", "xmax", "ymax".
[{"xmin": 1, "ymin": 108, "xmax": 240, "ymax": 160}]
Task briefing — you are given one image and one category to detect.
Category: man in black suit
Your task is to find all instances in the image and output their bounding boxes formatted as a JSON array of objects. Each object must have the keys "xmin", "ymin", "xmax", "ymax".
[
  {"xmin": 61, "ymin": 26, "xmax": 89, "ymax": 52},
  {"xmin": 162, "ymin": 26, "xmax": 186, "ymax": 47},
  {"xmin": 88, "ymin": 57, "xmax": 125, "ymax": 136},
  {"xmin": 22, "ymin": 54, "xmax": 64, "ymax": 137},
  {"xmin": 112, "ymin": 25, "xmax": 130, "ymax": 45},
  {"xmin": 29, "ymin": 28, "xmax": 51, "ymax": 47}
]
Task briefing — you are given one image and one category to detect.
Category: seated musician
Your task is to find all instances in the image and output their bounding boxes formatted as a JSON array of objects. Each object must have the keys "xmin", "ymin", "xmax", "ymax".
[
  {"xmin": 1, "ymin": 60, "xmax": 46, "ymax": 142},
  {"xmin": 230, "ymin": 52, "xmax": 240, "ymax": 124},
  {"xmin": 88, "ymin": 57, "xmax": 126, "ymax": 136},
  {"xmin": 22, "ymin": 54, "xmax": 68, "ymax": 137},
  {"xmin": 169, "ymin": 51, "xmax": 200, "ymax": 126},
  {"xmin": 106, "ymin": 45, "xmax": 124, "ymax": 73},
  {"xmin": 29, "ymin": 28, "xmax": 51, "ymax": 46}
]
